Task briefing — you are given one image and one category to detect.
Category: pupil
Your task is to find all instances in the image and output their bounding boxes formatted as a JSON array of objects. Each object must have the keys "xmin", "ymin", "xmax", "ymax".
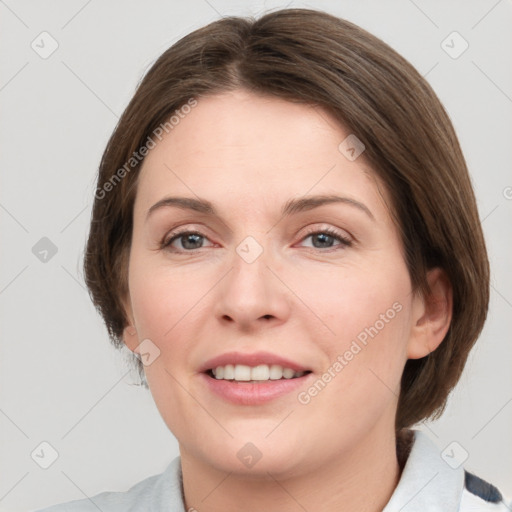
[
  {"xmin": 314, "ymin": 233, "xmax": 333, "ymax": 248},
  {"xmin": 183, "ymin": 234, "xmax": 202, "ymax": 249}
]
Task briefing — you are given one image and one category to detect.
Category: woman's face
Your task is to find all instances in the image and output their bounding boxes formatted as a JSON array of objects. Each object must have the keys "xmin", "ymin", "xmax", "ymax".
[{"xmin": 123, "ymin": 89, "xmax": 428, "ymax": 477}]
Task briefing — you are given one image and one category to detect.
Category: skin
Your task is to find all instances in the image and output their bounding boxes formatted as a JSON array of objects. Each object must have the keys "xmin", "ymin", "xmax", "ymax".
[{"xmin": 122, "ymin": 89, "xmax": 452, "ymax": 512}]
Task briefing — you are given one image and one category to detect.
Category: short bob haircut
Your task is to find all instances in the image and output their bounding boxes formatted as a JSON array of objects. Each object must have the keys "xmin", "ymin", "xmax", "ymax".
[{"xmin": 83, "ymin": 8, "xmax": 489, "ymax": 433}]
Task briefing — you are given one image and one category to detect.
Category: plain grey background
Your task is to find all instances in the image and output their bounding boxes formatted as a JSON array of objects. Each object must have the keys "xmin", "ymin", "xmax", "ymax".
[{"xmin": 0, "ymin": 0, "xmax": 511, "ymax": 510}]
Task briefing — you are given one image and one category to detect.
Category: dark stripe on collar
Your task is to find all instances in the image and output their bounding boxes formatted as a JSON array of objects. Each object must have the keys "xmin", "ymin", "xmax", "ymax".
[{"xmin": 464, "ymin": 470, "xmax": 503, "ymax": 503}]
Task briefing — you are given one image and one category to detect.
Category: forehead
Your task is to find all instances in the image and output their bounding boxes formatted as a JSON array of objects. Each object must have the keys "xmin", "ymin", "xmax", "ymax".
[{"xmin": 134, "ymin": 90, "xmax": 388, "ymax": 220}]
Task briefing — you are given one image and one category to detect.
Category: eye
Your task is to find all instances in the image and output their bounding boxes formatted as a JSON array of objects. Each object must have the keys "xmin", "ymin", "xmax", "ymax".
[
  {"xmin": 298, "ymin": 227, "xmax": 352, "ymax": 251},
  {"xmin": 161, "ymin": 229, "xmax": 214, "ymax": 252}
]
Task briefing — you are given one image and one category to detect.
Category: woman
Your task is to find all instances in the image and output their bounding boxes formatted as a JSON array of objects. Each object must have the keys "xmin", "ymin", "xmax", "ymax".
[{"xmin": 36, "ymin": 7, "xmax": 510, "ymax": 512}]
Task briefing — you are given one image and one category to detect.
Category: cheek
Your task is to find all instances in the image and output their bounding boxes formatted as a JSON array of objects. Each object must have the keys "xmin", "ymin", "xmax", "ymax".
[
  {"xmin": 307, "ymin": 260, "xmax": 412, "ymax": 391},
  {"xmin": 129, "ymin": 251, "xmax": 204, "ymax": 338},
  {"xmin": 297, "ymin": 283, "xmax": 411, "ymax": 436},
  {"xmin": 314, "ymin": 267, "xmax": 409, "ymax": 342}
]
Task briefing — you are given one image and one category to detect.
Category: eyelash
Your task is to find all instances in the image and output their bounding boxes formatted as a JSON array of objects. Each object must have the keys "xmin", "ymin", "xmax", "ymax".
[{"xmin": 160, "ymin": 226, "xmax": 352, "ymax": 253}]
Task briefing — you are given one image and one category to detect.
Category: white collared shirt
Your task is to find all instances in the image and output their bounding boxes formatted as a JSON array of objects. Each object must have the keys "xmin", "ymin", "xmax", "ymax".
[{"xmin": 34, "ymin": 430, "xmax": 511, "ymax": 511}]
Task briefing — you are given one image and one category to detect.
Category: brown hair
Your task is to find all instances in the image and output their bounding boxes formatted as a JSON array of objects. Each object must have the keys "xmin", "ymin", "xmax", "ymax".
[{"xmin": 83, "ymin": 8, "xmax": 489, "ymax": 431}]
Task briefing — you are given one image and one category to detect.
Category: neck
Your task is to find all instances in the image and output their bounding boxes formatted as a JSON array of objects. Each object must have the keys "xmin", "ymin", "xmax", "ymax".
[{"xmin": 180, "ymin": 427, "xmax": 408, "ymax": 512}]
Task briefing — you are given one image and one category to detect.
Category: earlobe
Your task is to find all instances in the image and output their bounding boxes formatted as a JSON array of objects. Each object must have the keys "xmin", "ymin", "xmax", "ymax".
[
  {"xmin": 123, "ymin": 325, "xmax": 139, "ymax": 352},
  {"xmin": 121, "ymin": 295, "xmax": 139, "ymax": 352},
  {"xmin": 407, "ymin": 267, "xmax": 453, "ymax": 360}
]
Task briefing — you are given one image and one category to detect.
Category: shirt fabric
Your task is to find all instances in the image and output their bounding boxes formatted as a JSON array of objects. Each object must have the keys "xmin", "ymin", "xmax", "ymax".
[{"xmin": 34, "ymin": 430, "xmax": 511, "ymax": 511}]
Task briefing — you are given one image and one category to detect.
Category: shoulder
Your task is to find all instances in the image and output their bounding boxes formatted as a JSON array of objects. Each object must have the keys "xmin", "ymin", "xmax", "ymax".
[
  {"xmin": 460, "ymin": 470, "xmax": 511, "ymax": 511},
  {"xmin": 32, "ymin": 457, "xmax": 185, "ymax": 512}
]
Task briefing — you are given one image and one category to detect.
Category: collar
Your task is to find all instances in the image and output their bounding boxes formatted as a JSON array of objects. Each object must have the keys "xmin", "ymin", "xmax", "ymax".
[{"xmin": 383, "ymin": 429, "xmax": 464, "ymax": 511}]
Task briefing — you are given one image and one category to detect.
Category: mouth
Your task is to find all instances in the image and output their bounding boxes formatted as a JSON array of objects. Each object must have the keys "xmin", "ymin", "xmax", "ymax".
[
  {"xmin": 200, "ymin": 363, "xmax": 314, "ymax": 405},
  {"xmin": 198, "ymin": 351, "xmax": 314, "ymax": 404},
  {"xmin": 205, "ymin": 364, "xmax": 312, "ymax": 382}
]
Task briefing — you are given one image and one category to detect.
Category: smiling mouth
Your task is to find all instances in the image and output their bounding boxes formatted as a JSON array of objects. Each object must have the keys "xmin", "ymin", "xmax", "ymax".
[{"xmin": 205, "ymin": 364, "xmax": 312, "ymax": 382}]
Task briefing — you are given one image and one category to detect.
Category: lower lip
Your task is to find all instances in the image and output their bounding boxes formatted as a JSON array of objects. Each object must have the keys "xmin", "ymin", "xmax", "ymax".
[{"xmin": 200, "ymin": 372, "xmax": 313, "ymax": 405}]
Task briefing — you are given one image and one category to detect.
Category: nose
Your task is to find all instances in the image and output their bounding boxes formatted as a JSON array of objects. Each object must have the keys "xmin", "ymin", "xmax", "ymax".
[{"xmin": 213, "ymin": 239, "xmax": 292, "ymax": 331}]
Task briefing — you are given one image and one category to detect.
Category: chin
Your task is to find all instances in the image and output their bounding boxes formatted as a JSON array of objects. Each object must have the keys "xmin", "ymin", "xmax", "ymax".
[{"xmin": 199, "ymin": 437, "xmax": 313, "ymax": 478}]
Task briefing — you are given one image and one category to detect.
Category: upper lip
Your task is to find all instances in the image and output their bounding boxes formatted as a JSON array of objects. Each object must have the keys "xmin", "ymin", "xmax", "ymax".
[{"xmin": 199, "ymin": 351, "xmax": 311, "ymax": 373}]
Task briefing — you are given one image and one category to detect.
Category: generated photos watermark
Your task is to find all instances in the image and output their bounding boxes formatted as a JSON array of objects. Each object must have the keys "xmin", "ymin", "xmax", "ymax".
[{"xmin": 95, "ymin": 97, "xmax": 198, "ymax": 200}]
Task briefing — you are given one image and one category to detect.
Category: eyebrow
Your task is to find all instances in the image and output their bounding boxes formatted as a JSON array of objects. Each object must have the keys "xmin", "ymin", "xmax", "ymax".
[{"xmin": 146, "ymin": 194, "xmax": 375, "ymax": 222}]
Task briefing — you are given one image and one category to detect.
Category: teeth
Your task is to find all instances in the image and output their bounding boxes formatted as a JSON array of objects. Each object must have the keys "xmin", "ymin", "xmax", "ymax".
[
  {"xmin": 269, "ymin": 364, "xmax": 284, "ymax": 380},
  {"xmin": 251, "ymin": 364, "xmax": 270, "ymax": 380},
  {"xmin": 223, "ymin": 364, "xmax": 235, "ymax": 380},
  {"xmin": 234, "ymin": 364, "xmax": 251, "ymax": 381},
  {"xmin": 282, "ymin": 367, "xmax": 295, "ymax": 379},
  {"xmin": 212, "ymin": 364, "xmax": 306, "ymax": 381}
]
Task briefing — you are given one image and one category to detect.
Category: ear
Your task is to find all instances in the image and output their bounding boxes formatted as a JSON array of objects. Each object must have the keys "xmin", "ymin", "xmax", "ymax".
[
  {"xmin": 121, "ymin": 294, "xmax": 139, "ymax": 353},
  {"xmin": 407, "ymin": 267, "xmax": 453, "ymax": 359}
]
